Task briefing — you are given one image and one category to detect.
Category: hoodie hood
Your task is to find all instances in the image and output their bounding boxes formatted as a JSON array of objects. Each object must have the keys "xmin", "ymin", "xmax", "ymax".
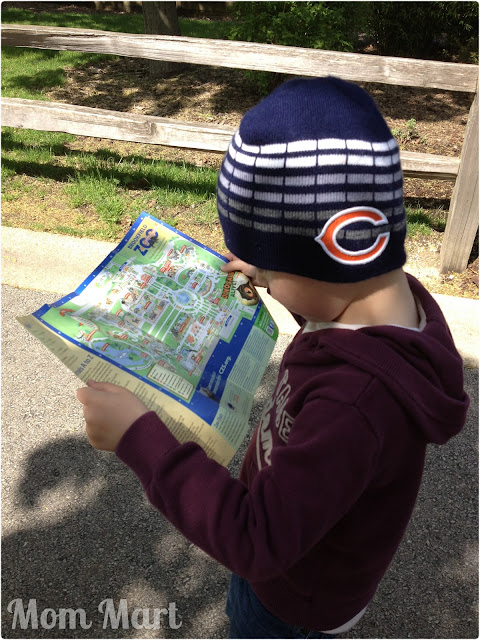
[{"xmin": 299, "ymin": 275, "xmax": 469, "ymax": 445}]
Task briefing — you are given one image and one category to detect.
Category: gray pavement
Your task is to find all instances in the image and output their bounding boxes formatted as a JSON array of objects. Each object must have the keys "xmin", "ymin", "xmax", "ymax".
[{"xmin": 1, "ymin": 227, "xmax": 478, "ymax": 638}]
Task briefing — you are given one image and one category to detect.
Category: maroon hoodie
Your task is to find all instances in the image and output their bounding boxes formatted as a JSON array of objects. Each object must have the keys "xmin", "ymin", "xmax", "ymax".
[{"xmin": 116, "ymin": 275, "xmax": 469, "ymax": 631}]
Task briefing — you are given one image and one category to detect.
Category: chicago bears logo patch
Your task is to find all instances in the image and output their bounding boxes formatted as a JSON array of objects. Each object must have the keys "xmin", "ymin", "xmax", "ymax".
[{"xmin": 315, "ymin": 206, "xmax": 390, "ymax": 265}]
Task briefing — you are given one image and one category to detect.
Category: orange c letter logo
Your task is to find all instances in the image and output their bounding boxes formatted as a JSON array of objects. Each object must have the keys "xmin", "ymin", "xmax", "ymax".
[{"xmin": 315, "ymin": 206, "xmax": 390, "ymax": 265}]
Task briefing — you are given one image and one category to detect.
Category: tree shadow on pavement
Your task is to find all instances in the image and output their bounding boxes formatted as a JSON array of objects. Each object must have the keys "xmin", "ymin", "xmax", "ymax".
[
  {"xmin": 345, "ymin": 367, "xmax": 479, "ymax": 639},
  {"xmin": 1, "ymin": 287, "xmax": 286, "ymax": 640},
  {"xmin": 1, "ymin": 433, "xmax": 231, "ymax": 638},
  {"xmin": 2, "ymin": 283, "xmax": 477, "ymax": 639}
]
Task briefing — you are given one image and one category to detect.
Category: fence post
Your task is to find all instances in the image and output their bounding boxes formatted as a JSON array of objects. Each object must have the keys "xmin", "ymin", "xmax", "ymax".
[{"xmin": 440, "ymin": 90, "xmax": 479, "ymax": 273}]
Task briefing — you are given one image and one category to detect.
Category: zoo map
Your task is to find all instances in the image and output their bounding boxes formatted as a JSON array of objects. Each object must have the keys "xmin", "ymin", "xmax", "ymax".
[{"xmin": 18, "ymin": 212, "xmax": 278, "ymax": 465}]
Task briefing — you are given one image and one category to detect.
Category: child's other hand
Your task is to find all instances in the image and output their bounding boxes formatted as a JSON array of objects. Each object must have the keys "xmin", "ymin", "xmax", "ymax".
[
  {"xmin": 77, "ymin": 380, "xmax": 149, "ymax": 451},
  {"xmin": 221, "ymin": 252, "xmax": 268, "ymax": 287}
]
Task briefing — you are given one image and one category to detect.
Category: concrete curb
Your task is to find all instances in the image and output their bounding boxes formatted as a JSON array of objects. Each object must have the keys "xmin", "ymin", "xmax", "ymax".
[{"xmin": 2, "ymin": 226, "xmax": 478, "ymax": 366}]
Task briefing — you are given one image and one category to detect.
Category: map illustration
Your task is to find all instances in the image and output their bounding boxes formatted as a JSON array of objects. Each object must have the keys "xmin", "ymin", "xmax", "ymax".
[{"xmin": 37, "ymin": 213, "xmax": 275, "ymax": 403}]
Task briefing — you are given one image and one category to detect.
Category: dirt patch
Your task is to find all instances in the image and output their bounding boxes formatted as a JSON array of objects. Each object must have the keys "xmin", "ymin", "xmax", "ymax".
[{"xmin": 405, "ymin": 232, "xmax": 478, "ymax": 299}]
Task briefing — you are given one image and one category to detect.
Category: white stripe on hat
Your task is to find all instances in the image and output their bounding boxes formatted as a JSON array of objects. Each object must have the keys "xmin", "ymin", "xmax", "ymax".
[
  {"xmin": 347, "ymin": 191, "xmax": 373, "ymax": 201},
  {"xmin": 284, "ymin": 193, "xmax": 316, "ymax": 204},
  {"xmin": 287, "ymin": 139, "xmax": 317, "ymax": 152},
  {"xmin": 254, "ymin": 191, "xmax": 284, "ymax": 202},
  {"xmin": 241, "ymin": 142, "xmax": 261, "ymax": 154},
  {"xmin": 253, "ymin": 221, "xmax": 283, "ymax": 233},
  {"xmin": 230, "ymin": 183, "xmax": 253, "ymax": 198},
  {"xmin": 230, "ymin": 212, "xmax": 253, "ymax": 228},
  {"xmin": 317, "ymin": 154, "xmax": 347, "ymax": 166},
  {"xmin": 260, "ymin": 142, "xmax": 287, "ymax": 154},
  {"xmin": 286, "ymin": 155, "xmax": 318, "ymax": 168},
  {"xmin": 235, "ymin": 151, "xmax": 256, "ymax": 166},
  {"xmin": 284, "ymin": 210, "xmax": 316, "ymax": 221},
  {"xmin": 256, "ymin": 156, "xmax": 286, "ymax": 169},
  {"xmin": 374, "ymin": 156, "xmax": 393, "ymax": 167},
  {"xmin": 347, "ymin": 173, "xmax": 374, "ymax": 184},
  {"xmin": 285, "ymin": 174, "xmax": 316, "ymax": 187},
  {"xmin": 374, "ymin": 173, "xmax": 394, "ymax": 184},
  {"xmin": 374, "ymin": 190, "xmax": 395, "ymax": 201},
  {"xmin": 235, "ymin": 133, "xmax": 397, "ymax": 155},
  {"xmin": 218, "ymin": 171, "xmax": 230, "ymax": 189},
  {"xmin": 317, "ymin": 174, "xmax": 347, "ymax": 185},
  {"xmin": 316, "ymin": 191, "xmax": 347, "ymax": 204},
  {"xmin": 346, "ymin": 140, "xmax": 373, "ymax": 150},
  {"xmin": 317, "ymin": 138, "xmax": 347, "ymax": 150},
  {"xmin": 255, "ymin": 174, "xmax": 285, "ymax": 186},
  {"xmin": 347, "ymin": 155, "xmax": 374, "ymax": 167},
  {"xmin": 372, "ymin": 141, "xmax": 391, "ymax": 152},
  {"xmin": 233, "ymin": 168, "xmax": 255, "ymax": 182}
]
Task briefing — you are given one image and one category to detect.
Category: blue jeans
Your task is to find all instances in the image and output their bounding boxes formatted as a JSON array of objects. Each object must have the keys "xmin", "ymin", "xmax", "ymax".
[{"xmin": 225, "ymin": 574, "xmax": 337, "ymax": 639}]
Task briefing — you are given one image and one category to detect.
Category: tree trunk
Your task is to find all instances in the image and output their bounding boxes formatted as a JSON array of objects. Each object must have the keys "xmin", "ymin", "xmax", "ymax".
[{"xmin": 142, "ymin": 1, "xmax": 182, "ymax": 77}]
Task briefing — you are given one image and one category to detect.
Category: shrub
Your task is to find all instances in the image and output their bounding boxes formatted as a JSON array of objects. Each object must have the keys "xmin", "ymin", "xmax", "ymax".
[
  {"xmin": 366, "ymin": 2, "xmax": 478, "ymax": 62},
  {"xmin": 229, "ymin": 1, "xmax": 366, "ymax": 51},
  {"xmin": 228, "ymin": 1, "xmax": 368, "ymax": 93}
]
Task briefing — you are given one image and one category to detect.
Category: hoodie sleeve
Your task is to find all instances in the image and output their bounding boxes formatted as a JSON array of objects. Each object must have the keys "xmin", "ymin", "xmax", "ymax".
[{"xmin": 116, "ymin": 398, "xmax": 379, "ymax": 582}]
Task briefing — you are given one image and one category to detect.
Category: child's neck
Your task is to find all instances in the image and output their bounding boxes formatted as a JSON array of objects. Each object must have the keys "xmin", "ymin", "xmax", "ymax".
[
  {"xmin": 335, "ymin": 269, "xmax": 420, "ymax": 328},
  {"xmin": 334, "ymin": 270, "xmax": 419, "ymax": 329}
]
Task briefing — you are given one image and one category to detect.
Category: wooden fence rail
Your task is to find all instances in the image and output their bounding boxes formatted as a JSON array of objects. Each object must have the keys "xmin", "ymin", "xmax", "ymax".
[
  {"xmin": 1, "ymin": 98, "xmax": 462, "ymax": 181},
  {"xmin": 1, "ymin": 24, "xmax": 478, "ymax": 272},
  {"xmin": 2, "ymin": 24, "xmax": 478, "ymax": 92}
]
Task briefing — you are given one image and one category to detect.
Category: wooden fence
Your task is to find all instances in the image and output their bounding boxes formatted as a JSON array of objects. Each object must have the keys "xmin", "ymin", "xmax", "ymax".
[{"xmin": 1, "ymin": 24, "xmax": 478, "ymax": 272}]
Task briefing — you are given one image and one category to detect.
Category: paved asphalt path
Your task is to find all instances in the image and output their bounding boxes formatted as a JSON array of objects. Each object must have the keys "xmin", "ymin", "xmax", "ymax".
[{"xmin": 2, "ymin": 283, "xmax": 478, "ymax": 639}]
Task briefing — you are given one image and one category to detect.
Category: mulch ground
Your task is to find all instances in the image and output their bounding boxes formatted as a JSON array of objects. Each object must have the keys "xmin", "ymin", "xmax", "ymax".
[{"xmin": 45, "ymin": 56, "xmax": 480, "ymax": 298}]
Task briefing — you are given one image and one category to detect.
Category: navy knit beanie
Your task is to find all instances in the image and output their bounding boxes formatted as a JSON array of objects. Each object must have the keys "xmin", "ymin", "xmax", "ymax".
[{"xmin": 217, "ymin": 76, "xmax": 407, "ymax": 283}]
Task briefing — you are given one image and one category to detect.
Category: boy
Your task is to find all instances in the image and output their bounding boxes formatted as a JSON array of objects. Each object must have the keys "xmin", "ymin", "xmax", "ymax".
[{"xmin": 77, "ymin": 77, "xmax": 469, "ymax": 638}]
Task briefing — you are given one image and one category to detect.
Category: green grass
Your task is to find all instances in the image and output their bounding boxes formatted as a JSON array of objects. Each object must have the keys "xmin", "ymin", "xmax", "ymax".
[
  {"xmin": 1, "ymin": 47, "xmax": 109, "ymax": 100},
  {"xmin": 63, "ymin": 154, "xmax": 218, "ymax": 229},
  {"xmin": 0, "ymin": 6, "xmax": 233, "ymax": 38},
  {"xmin": 1, "ymin": 6, "xmax": 229, "ymax": 240},
  {"xmin": 66, "ymin": 172, "xmax": 125, "ymax": 225},
  {"xmin": 1, "ymin": 6, "xmax": 127, "ymax": 99},
  {"xmin": 406, "ymin": 204, "xmax": 447, "ymax": 235},
  {"xmin": 1, "ymin": 7, "xmax": 232, "ymax": 100},
  {"xmin": 2, "ymin": 126, "xmax": 219, "ymax": 238}
]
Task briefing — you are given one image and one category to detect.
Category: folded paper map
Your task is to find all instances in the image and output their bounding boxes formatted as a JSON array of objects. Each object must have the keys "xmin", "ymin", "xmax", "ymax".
[{"xmin": 18, "ymin": 212, "xmax": 278, "ymax": 465}]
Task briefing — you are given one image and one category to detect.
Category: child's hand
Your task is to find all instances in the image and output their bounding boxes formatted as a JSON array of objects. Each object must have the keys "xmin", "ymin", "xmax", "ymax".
[
  {"xmin": 221, "ymin": 252, "xmax": 268, "ymax": 288},
  {"xmin": 77, "ymin": 380, "xmax": 149, "ymax": 451}
]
